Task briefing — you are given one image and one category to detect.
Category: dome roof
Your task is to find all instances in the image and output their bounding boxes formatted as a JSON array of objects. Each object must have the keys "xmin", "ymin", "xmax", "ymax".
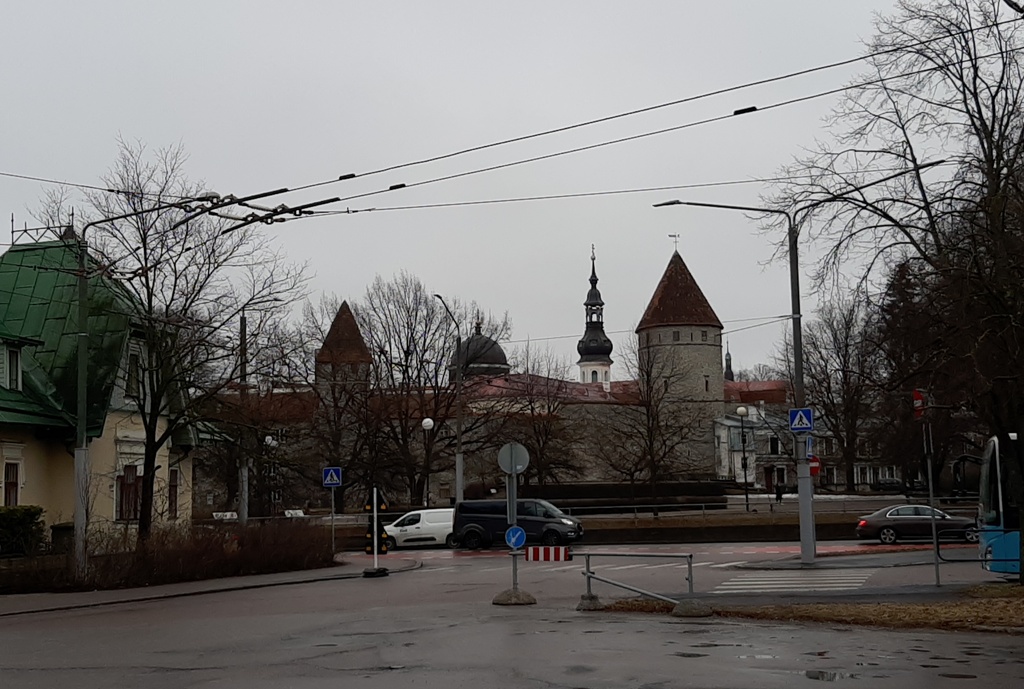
[
  {"xmin": 577, "ymin": 326, "xmax": 613, "ymax": 361},
  {"xmin": 449, "ymin": 322, "xmax": 510, "ymax": 378}
]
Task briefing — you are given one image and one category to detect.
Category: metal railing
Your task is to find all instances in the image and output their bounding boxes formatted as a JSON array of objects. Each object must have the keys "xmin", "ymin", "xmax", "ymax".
[
  {"xmin": 580, "ymin": 551, "xmax": 694, "ymax": 605},
  {"xmin": 560, "ymin": 497, "xmax": 978, "ymax": 519}
]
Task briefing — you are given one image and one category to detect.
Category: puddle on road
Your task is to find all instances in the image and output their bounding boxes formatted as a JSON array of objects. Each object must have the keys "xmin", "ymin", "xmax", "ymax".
[
  {"xmin": 938, "ymin": 674, "xmax": 978, "ymax": 680},
  {"xmin": 805, "ymin": 670, "xmax": 861, "ymax": 681},
  {"xmin": 672, "ymin": 652, "xmax": 709, "ymax": 658},
  {"xmin": 690, "ymin": 642, "xmax": 744, "ymax": 648}
]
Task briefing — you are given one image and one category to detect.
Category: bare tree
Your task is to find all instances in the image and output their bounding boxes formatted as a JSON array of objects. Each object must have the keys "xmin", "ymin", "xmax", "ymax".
[
  {"xmin": 591, "ymin": 331, "xmax": 707, "ymax": 503},
  {"xmin": 802, "ymin": 294, "xmax": 881, "ymax": 490},
  {"xmin": 83, "ymin": 139, "xmax": 307, "ymax": 543},
  {"xmin": 502, "ymin": 345, "xmax": 585, "ymax": 487},
  {"xmin": 734, "ymin": 363, "xmax": 782, "ymax": 382},
  {"xmin": 770, "ymin": 0, "xmax": 1024, "ymax": 575},
  {"xmin": 353, "ymin": 272, "xmax": 512, "ymax": 506}
]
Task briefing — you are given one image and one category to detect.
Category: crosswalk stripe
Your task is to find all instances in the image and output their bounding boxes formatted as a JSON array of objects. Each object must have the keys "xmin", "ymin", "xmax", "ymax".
[
  {"xmin": 646, "ymin": 562, "xmax": 685, "ymax": 569},
  {"xmin": 608, "ymin": 563, "xmax": 649, "ymax": 571},
  {"xmin": 710, "ymin": 561, "xmax": 747, "ymax": 568},
  {"xmin": 711, "ymin": 568, "xmax": 876, "ymax": 594}
]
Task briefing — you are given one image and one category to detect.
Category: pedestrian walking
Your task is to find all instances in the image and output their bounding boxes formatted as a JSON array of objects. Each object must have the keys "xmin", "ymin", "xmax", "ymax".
[{"xmin": 775, "ymin": 483, "xmax": 784, "ymax": 504}]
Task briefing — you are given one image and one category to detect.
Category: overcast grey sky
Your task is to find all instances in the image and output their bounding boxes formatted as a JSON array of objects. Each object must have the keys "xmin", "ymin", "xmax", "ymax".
[{"xmin": 1, "ymin": 1, "xmax": 899, "ymax": 377}]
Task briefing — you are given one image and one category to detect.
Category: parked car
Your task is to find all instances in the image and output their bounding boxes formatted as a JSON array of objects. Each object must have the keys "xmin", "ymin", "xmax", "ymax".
[
  {"xmin": 383, "ymin": 508, "xmax": 456, "ymax": 550},
  {"xmin": 453, "ymin": 499, "xmax": 583, "ymax": 550},
  {"xmin": 855, "ymin": 504, "xmax": 978, "ymax": 544}
]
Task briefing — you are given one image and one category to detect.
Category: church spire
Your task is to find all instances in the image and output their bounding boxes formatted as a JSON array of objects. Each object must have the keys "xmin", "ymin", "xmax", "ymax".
[
  {"xmin": 724, "ymin": 340, "xmax": 734, "ymax": 382},
  {"xmin": 577, "ymin": 246, "xmax": 613, "ymax": 384}
]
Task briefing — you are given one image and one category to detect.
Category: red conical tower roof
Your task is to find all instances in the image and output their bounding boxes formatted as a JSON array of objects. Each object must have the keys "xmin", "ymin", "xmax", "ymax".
[
  {"xmin": 317, "ymin": 301, "xmax": 372, "ymax": 365},
  {"xmin": 636, "ymin": 251, "xmax": 722, "ymax": 332}
]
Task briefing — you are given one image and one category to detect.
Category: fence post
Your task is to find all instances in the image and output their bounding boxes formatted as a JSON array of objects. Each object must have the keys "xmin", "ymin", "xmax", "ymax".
[{"xmin": 585, "ymin": 554, "xmax": 593, "ymax": 597}]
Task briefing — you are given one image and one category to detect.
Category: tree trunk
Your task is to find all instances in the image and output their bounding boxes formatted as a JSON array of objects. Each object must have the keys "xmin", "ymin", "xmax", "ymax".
[{"xmin": 136, "ymin": 443, "xmax": 160, "ymax": 548}]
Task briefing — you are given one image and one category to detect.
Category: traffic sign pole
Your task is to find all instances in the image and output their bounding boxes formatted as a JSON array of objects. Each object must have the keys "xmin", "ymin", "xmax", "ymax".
[
  {"xmin": 789, "ymin": 408, "xmax": 816, "ymax": 564},
  {"xmin": 322, "ymin": 467, "xmax": 343, "ymax": 556},
  {"xmin": 373, "ymin": 486, "xmax": 380, "ymax": 571}
]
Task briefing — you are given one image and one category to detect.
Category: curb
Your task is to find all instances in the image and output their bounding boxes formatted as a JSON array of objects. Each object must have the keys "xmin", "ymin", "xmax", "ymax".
[{"xmin": 0, "ymin": 559, "xmax": 422, "ymax": 618}]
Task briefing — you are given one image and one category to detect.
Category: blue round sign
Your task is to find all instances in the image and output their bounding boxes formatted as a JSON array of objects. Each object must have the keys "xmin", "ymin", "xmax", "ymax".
[{"xmin": 505, "ymin": 525, "xmax": 526, "ymax": 549}]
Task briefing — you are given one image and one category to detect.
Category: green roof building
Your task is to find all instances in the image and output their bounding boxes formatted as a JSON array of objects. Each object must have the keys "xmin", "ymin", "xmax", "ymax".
[{"xmin": 0, "ymin": 239, "xmax": 191, "ymax": 526}]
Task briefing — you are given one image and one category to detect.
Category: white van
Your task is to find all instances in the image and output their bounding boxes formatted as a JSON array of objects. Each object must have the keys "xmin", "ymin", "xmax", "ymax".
[{"xmin": 384, "ymin": 508, "xmax": 456, "ymax": 549}]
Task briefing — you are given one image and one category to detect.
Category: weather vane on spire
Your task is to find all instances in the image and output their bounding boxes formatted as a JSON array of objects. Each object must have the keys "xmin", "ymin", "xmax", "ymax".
[
  {"xmin": 668, "ymin": 233, "xmax": 680, "ymax": 251},
  {"xmin": 591, "ymin": 243, "xmax": 595, "ymax": 261}
]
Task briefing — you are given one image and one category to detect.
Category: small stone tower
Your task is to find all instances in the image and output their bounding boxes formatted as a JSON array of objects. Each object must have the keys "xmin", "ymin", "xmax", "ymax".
[
  {"xmin": 315, "ymin": 301, "xmax": 372, "ymax": 387},
  {"xmin": 577, "ymin": 246, "xmax": 613, "ymax": 384},
  {"xmin": 635, "ymin": 250, "xmax": 725, "ymax": 472}
]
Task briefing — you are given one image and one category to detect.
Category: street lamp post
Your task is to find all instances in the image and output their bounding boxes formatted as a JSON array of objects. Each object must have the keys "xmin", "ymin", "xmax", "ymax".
[
  {"xmin": 238, "ymin": 297, "xmax": 283, "ymax": 525},
  {"xmin": 652, "ymin": 157, "xmax": 942, "ymax": 564},
  {"xmin": 433, "ymin": 294, "xmax": 464, "ymax": 504},
  {"xmin": 655, "ymin": 198, "xmax": 815, "ymax": 560},
  {"xmin": 421, "ymin": 418, "xmax": 434, "ymax": 507},
  {"xmin": 737, "ymin": 406, "xmax": 750, "ymax": 513}
]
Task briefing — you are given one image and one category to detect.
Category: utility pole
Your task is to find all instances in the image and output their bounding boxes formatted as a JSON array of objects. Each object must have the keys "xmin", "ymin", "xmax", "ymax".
[
  {"xmin": 653, "ymin": 157, "xmax": 944, "ymax": 565},
  {"xmin": 74, "ymin": 228, "xmax": 89, "ymax": 582},
  {"xmin": 434, "ymin": 294, "xmax": 464, "ymax": 503},
  {"xmin": 238, "ymin": 309, "xmax": 249, "ymax": 525}
]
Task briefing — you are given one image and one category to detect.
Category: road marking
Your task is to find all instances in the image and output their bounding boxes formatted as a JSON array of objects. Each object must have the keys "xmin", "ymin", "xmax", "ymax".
[
  {"xmin": 425, "ymin": 566, "xmax": 457, "ymax": 573},
  {"xmin": 710, "ymin": 561, "xmax": 748, "ymax": 568},
  {"xmin": 712, "ymin": 568, "xmax": 877, "ymax": 594},
  {"xmin": 646, "ymin": 562, "xmax": 687, "ymax": 569},
  {"xmin": 691, "ymin": 562, "xmax": 712, "ymax": 567},
  {"xmin": 479, "ymin": 566, "xmax": 507, "ymax": 572},
  {"xmin": 607, "ymin": 563, "xmax": 649, "ymax": 571}
]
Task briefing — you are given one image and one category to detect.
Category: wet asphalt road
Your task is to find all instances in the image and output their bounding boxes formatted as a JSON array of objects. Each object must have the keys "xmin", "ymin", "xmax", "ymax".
[{"xmin": 0, "ymin": 548, "xmax": 1021, "ymax": 689}]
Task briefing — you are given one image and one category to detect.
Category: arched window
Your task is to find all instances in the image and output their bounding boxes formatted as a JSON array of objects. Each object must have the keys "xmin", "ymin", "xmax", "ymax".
[
  {"xmin": 603, "ymin": 371, "xmax": 609, "ymax": 382},
  {"xmin": 591, "ymin": 370, "xmax": 598, "ymax": 383}
]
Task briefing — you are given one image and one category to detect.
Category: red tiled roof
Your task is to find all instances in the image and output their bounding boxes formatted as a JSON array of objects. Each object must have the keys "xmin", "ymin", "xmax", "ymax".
[
  {"xmin": 216, "ymin": 386, "xmax": 319, "ymax": 425},
  {"xmin": 317, "ymin": 301, "xmax": 371, "ymax": 365},
  {"xmin": 469, "ymin": 373, "xmax": 640, "ymax": 405},
  {"xmin": 637, "ymin": 251, "xmax": 722, "ymax": 331},
  {"xmin": 724, "ymin": 380, "xmax": 789, "ymax": 405}
]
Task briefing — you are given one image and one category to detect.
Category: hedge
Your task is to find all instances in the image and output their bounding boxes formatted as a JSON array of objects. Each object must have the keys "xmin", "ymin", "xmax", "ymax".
[{"xmin": 0, "ymin": 505, "xmax": 46, "ymax": 556}]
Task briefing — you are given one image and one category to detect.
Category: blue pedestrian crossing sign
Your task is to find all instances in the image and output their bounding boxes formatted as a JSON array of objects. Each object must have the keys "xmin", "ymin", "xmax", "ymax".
[
  {"xmin": 789, "ymin": 408, "xmax": 814, "ymax": 433},
  {"xmin": 505, "ymin": 525, "xmax": 526, "ymax": 549},
  {"xmin": 322, "ymin": 467, "xmax": 343, "ymax": 488}
]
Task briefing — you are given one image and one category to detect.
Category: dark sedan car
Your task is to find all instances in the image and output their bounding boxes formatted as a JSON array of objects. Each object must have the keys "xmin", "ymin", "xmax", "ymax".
[{"xmin": 855, "ymin": 504, "xmax": 978, "ymax": 544}]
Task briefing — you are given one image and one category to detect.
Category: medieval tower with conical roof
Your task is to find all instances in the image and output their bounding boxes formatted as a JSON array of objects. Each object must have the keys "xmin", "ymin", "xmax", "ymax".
[
  {"xmin": 577, "ymin": 246, "xmax": 614, "ymax": 384},
  {"xmin": 636, "ymin": 251, "xmax": 724, "ymax": 401},
  {"xmin": 635, "ymin": 250, "xmax": 725, "ymax": 468},
  {"xmin": 315, "ymin": 301, "xmax": 372, "ymax": 388}
]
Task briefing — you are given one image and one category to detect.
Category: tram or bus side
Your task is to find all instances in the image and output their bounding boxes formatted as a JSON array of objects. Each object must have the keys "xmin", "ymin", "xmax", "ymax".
[{"xmin": 978, "ymin": 433, "xmax": 1021, "ymax": 575}]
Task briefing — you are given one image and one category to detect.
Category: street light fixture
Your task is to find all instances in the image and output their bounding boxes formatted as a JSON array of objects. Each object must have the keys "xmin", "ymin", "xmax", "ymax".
[
  {"xmin": 653, "ymin": 158, "xmax": 944, "ymax": 564},
  {"xmin": 736, "ymin": 406, "xmax": 750, "ymax": 513},
  {"xmin": 433, "ymin": 294, "xmax": 464, "ymax": 504},
  {"xmin": 421, "ymin": 417, "xmax": 434, "ymax": 507}
]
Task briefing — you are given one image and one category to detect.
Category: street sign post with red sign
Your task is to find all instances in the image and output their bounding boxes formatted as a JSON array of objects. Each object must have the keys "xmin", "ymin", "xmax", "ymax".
[{"xmin": 809, "ymin": 456, "xmax": 821, "ymax": 477}]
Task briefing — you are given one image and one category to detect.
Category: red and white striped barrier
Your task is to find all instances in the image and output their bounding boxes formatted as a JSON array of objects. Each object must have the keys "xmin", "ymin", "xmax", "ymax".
[{"xmin": 524, "ymin": 546, "xmax": 572, "ymax": 562}]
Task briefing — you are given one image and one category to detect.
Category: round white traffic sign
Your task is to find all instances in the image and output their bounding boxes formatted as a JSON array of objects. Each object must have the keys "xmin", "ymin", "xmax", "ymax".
[{"xmin": 497, "ymin": 442, "xmax": 530, "ymax": 475}]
